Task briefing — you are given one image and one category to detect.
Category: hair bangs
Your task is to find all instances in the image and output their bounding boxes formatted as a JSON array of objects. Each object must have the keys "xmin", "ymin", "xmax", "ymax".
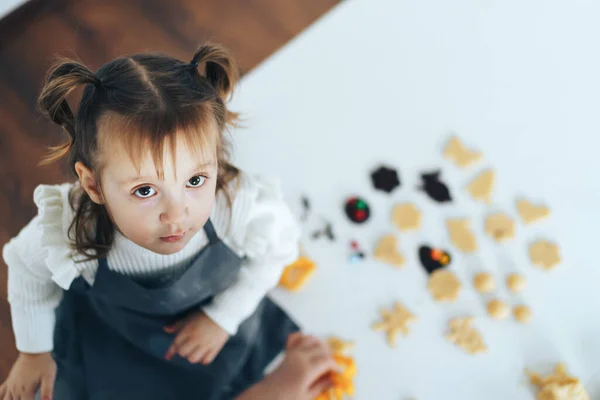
[{"xmin": 97, "ymin": 104, "xmax": 219, "ymax": 179}]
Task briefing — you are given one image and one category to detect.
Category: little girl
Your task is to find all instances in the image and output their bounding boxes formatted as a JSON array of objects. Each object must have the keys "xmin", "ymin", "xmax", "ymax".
[{"xmin": 0, "ymin": 44, "xmax": 335, "ymax": 399}]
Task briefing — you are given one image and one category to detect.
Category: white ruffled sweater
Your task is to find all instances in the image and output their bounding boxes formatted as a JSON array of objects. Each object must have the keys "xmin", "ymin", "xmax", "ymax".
[{"xmin": 2, "ymin": 174, "xmax": 300, "ymax": 354}]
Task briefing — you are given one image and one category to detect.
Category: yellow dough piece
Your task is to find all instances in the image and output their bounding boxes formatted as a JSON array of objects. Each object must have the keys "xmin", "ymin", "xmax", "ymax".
[
  {"xmin": 506, "ymin": 273, "xmax": 527, "ymax": 292},
  {"xmin": 314, "ymin": 353, "xmax": 357, "ymax": 400},
  {"xmin": 372, "ymin": 302, "xmax": 417, "ymax": 347},
  {"xmin": 446, "ymin": 317, "xmax": 487, "ymax": 354},
  {"xmin": 447, "ymin": 218, "xmax": 477, "ymax": 253},
  {"xmin": 473, "ymin": 272, "xmax": 495, "ymax": 293},
  {"xmin": 513, "ymin": 305, "xmax": 532, "ymax": 323},
  {"xmin": 516, "ymin": 199, "xmax": 551, "ymax": 224},
  {"xmin": 467, "ymin": 169, "xmax": 495, "ymax": 203},
  {"xmin": 529, "ymin": 240, "xmax": 561, "ymax": 270},
  {"xmin": 484, "ymin": 212, "xmax": 516, "ymax": 242},
  {"xmin": 374, "ymin": 234, "xmax": 405, "ymax": 267},
  {"xmin": 428, "ymin": 270, "xmax": 461, "ymax": 302},
  {"xmin": 443, "ymin": 136, "xmax": 483, "ymax": 168},
  {"xmin": 392, "ymin": 203, "xmax": 422, "ymax": 231},
  {"xmin": 528, "ymin": 364, "xmax": 590, "ymax": 400},
  {"xmin": 327, "ymin": 337, "xmax": 355, "ymax": 355},
  {"xmin": 486, "ymin": 299, "xmax": 510, "ymax": 320},
  {"xmin": 278, "ymin": 256, "xmax": 316, "ymax": 291}
]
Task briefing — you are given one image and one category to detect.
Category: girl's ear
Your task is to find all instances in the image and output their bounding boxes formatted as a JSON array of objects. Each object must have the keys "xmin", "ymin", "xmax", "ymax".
[{"xmin": 75, "ymin": 161, "xmax": 104, "ymax": 204}]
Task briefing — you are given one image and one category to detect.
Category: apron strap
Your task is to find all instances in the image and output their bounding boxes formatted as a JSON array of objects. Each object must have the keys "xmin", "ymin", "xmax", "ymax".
[
  {"xmin": 202, "ymin": 219, "xmax": 218, "ymax": 244},
  {"xmin": 94, "ymin": 222, "xmax": 109, "ymax": 272}
]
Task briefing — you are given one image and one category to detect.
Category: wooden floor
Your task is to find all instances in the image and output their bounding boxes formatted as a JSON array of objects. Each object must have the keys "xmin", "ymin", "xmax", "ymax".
[{"xmin": 0, "ymin": 0, "xmax": 338, "ymax": 379}]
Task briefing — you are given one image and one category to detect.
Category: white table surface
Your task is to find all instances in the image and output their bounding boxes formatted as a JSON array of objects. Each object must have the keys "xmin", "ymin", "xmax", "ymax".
[
  {"xmin": 0, "ymin": 0, "xmax": 26, "ymax": 20},
  {"xmin": 228, "ymin": 0, "xmax": 600, "ymax": 398}
]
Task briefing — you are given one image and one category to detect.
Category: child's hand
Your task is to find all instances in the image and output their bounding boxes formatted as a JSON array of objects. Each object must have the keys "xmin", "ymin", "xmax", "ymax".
[
  {"xmin": 0, "ymin": 352, "xmax": 56, "ymax": 400},
  {"xmin": 272, "ymin": 333, "xmax": 338, "ymax": 398},
  {"xmin": 163, "ymin": 311, "xmax": 230, "ymax": 364},
  {"xmin": 236, "ymin": 333, "xmax": 337, "ymax": 400}
]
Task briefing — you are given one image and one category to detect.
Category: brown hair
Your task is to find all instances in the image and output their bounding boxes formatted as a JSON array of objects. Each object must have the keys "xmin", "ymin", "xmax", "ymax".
[{"xmin": 37, "ymin": 44, "xmax": 241, "ymax": 261}]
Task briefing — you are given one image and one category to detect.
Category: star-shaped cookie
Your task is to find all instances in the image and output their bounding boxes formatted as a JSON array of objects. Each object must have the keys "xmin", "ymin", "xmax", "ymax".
[
  {"xmin": 372, "ymin": 302, "xmax": 416, "ymax": 347},
  {"xmin": 327, "ymin": 337, "xmax": 355, "ymax": 355}
]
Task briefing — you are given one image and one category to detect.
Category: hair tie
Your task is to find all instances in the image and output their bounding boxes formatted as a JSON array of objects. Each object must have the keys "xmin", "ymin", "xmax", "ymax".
[
  {"xmin": 190, "ymin": 59, "xmax": 199, "ymax": 68},
  {"xmin": 93, "ymin": 75, "xmax": 103, "ymax": 88}
]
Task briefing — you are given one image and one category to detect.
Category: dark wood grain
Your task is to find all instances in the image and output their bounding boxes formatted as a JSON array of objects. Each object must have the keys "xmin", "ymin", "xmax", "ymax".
[{"xmin": 0, "ymin": 0, "xmax": 338, "ymax": 380}]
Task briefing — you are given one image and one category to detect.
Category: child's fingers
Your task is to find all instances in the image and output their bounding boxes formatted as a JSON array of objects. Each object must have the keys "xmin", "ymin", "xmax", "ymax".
[
  {"xmin": 178, "ymin": 340, "xmax": 201, "ymax": 358},
  {"xmin": 164, "ymin": 319, "xmax": 185, "ymax": 333},
  {"xmin": 307, "ymin": 375, "xmax": 334, "ymax": 398},
  {"xmin": 172, "ymin": 329, "xmax": 192, "ymax": 349},
  {"xmin": 165, "ymin": 342, "xmax": 181, "ymax": 360},
  {"xmin": 310, "ymin": 353, "xmax": 341, "ymax": 373},
  {"xmin": 192, "ymin": 348, "xmax": 210, "ymax": 365},
  {"xmin": 202, "ymin": 348, "xmax": 219, "ymax": 365},
  {"xmin": 40, "ymin": 367, "xmax": 57, "ymax": 400},
  {"xmin": 305, "ymin": 356, "xmax": 339, "ymax": 383},
  {"xmin": 286, "ymin": 332, "xmax": 304, "ymax": 349},
  {"xmin": 22, "ymin": 390, "xmax": 37, "ymax": 400},
  {"xmin": 187, "ymin": 349, "xmax": 207, "ymax": 364},
  {"xmin": 298, "ymin": 336, "xmax": 324, "ymax": 352},
  {"xmin": 0, "ymin": 384, "xmax": 6, "ymax": 400}
]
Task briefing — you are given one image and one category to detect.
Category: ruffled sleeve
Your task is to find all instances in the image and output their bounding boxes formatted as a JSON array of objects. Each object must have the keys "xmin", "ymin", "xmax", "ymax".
[
  {"xmin": 2, "ymin": 182, "xmax": 77, "ymax": 352},
  {"xmin": 203, "ymin": 174, "xmax": 300, "ymax": 335},
  {"xmin": 33, "ymin": 183, "xmax": 82, "ymax": 290}
]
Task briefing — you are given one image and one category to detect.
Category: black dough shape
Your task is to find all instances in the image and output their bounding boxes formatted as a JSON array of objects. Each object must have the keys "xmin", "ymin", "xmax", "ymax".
[
  {"xmin": 419, "ymin": 170, "xmax": 452, "ymax": 203},
  {"xmin": 418, "ymin": 245, "xmax": 452, "ymax": 274},
  {"xmin": 311, "ymin": 222, "xmax": 335, "ymax": 241},
  {"xmin": 371, "ymin": 165, "xmax": 401, "ymax": 193},
  {"xmin": 344, "ymin": 197, "xmax": 371, "ymax": 224},
  {"xmin": 300, "ymin": 196, "xmax": 310, "ymax": 221}
]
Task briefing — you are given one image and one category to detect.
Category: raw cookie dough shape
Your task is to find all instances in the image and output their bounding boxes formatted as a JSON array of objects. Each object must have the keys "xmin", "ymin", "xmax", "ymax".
[
  {"xmin": 374, "ymin": 235, "xmax": 405, "ymax": 267},
  {"xmin": 529, "ymin": 240, "xmax": 561, "ymax": 270},
  {"xmin": 327, "ymin": 337, "xmax": 355, "ymax": 355},
  {"xmin": 487, "ymin": 299, "xmax": 510, "ymax": 320},
  {"xmin": 513, "ymin": 305, "xmax": 532, "ymax": 323},
  {"xmin": 443, "ymin": 136, "xmax": 483, "ymax": 168},
  {"xmin": 428, "ymin": 269, "xmax": 461, "ymax": 302},
  {"xmin": 446, "ymin": 317, "xmax": 487, "ymax": 354},
  {"xmin": 315, "ymin": 353, "xmax": 357, "ymax": 400},
  {"xmin": 467, "ymin": 169, "xmax": 495, "ymax": 203},
  {"xmin": 484, "ymin": 212, "xmax": 516, "ymax": 242},
  {"xmin": 392, "ymin": 203, "xmax": 422, "ymax": 231},
  {"xmin": 312, "ymin": 221, "xmax": 336, "ymax": 241},
  {"xmin": 418, "ymin": 246, "xmax": 451, "ymax": 274},
  {"xmin": 507, "ymin": 273, "xmax": 527, "ymax": 292},
  {"xmin": 344, "ymin": 197, "xmax": 370, "ymax": 224},
  {"xmin": 372, "ymin": 302, "xmax": 417, "ymax": 347},
  {"xmin": 516, "ymin": 199, "xmax": 551, "ymax": 224},
  {"xmin": 300, "ymin": 196, "xmax": 311, "ymax": 221},
  {"xmin": 279, "ymin": 256, "xmax": 316, "ymax": 291},
  {"xmin": 419, "ymin": 170, "xmax": 452, "ymax": 203},
  {"xmin": 371, "ymin": 165, "xmax": 401, "ymax": 193},
  {"xmin": 528, "ymin": 364, "xmax": 590, "ymax": 400},
  {"xmin": 473, "ymin": 272, "xmax": 495, "ymax": 293},
  {"xmin": 447, "ymin": 218, "xmax": 477, "ymax": 253}
]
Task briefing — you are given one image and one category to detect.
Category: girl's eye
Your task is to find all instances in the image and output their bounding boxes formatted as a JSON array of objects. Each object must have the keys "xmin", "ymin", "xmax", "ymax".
[
  {"xmin": 134, "ymin": 186, "xmax": 156, "ymax": 198},
  {"xmin": 187, "ymin": 175, "xmax": 206, "ymax": 188}
]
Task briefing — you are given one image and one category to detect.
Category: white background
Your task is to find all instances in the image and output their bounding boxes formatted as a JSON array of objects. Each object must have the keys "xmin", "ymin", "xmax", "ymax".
[
  {"xmin": 0, "ymin": 0, "xmax": 25, "ymax": 20},
  {"xmin": 229, "ymin": 0, "xmax": 600, "ymax": 398}
]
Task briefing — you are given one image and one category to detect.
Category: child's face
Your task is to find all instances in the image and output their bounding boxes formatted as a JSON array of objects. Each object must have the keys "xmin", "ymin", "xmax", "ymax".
[{"xmin": 98, "ymin": 135, "xmax": 218, "ymax": 255}]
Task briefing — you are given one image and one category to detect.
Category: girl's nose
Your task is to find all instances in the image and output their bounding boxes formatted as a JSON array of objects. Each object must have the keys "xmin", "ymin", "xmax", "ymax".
[{"xmin": 161, "ymin": 199, "xmax": 188, "ymax": 225}]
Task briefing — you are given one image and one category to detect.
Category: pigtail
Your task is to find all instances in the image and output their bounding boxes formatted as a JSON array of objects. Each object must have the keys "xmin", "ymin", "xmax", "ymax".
[
  {"xmin": 37, "ymin": 58, "xmax": 100, "ymax": 165},
  {"xmin": 190, "ymin": 44, "xmax": 240, "ymax": 126}
]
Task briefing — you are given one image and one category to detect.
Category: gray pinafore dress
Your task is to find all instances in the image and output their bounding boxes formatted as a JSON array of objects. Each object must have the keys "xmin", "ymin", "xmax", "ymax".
[{"xmin": 51, "ymin": 219, "xmax": 299, "ymax": 399}]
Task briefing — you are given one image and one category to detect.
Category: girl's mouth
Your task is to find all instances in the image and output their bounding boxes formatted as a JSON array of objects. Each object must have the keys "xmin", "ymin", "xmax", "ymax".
[{"xmin": 160, "ymin": 232, "xmax": 186, "ymax": 243}]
